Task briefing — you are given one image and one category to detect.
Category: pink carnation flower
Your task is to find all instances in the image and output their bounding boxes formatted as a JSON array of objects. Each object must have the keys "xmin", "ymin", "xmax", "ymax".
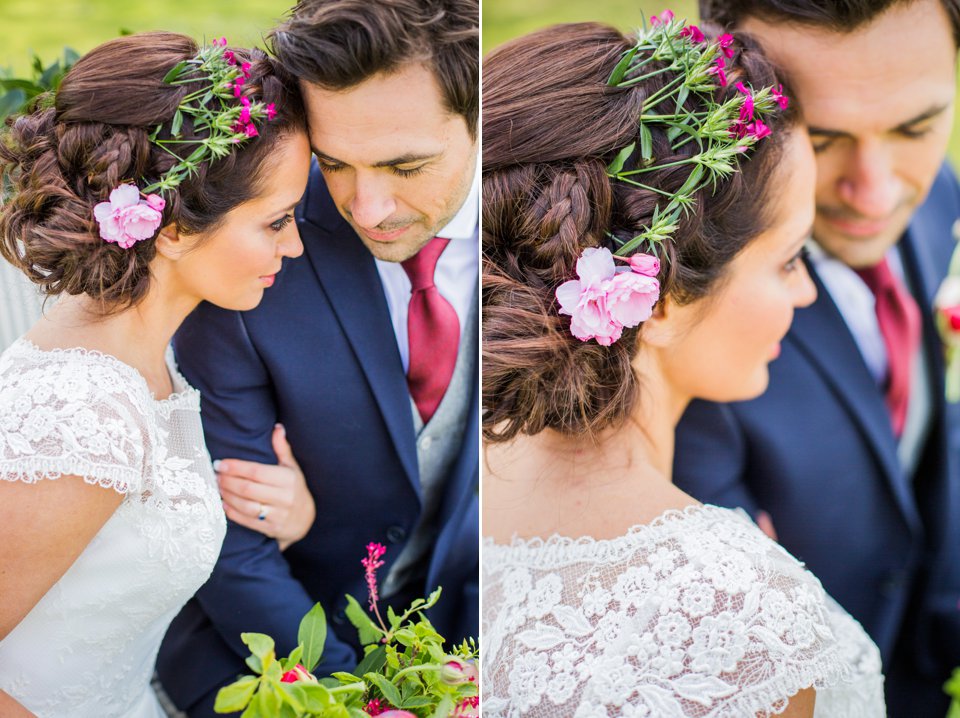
[
  {"xmin": 555, "ymin": 247, "xmax": 661, "ymax": 346},
  {"xmin": 718, "ymin": 33, "xmax": 736, "ymax": 58},
  {"xmin": 679, "ymin": 24, "xmax": 705, "ymax": 43},
  {"xmin": 707, "ymin": 56, "xmax": 728, "ymax": 87},
  {"xmin": 771, "ymin": 84, "xmax": 789, "ymax": 110},
  {"xmin": 650, "ymin": 9, "xmax": 675, "ymax": 25},
  {"xmin": 92, "ymin": 184, "xmax": 164, "ymax": 249}
]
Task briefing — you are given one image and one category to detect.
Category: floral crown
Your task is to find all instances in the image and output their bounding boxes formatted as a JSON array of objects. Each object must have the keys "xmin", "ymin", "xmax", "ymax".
[
  {"xmin": 556, "ymin": 11, "xmax": 788, "ymax": 345},
  {"xmin": 93, "ymin": 37, "xmax": 277, "ymax": 249}
]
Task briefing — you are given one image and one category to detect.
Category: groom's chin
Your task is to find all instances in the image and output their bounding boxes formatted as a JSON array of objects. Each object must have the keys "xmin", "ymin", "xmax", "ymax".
[{"xmin": 355, "ymin": 228, "xmax": 434, "ymax": 264}]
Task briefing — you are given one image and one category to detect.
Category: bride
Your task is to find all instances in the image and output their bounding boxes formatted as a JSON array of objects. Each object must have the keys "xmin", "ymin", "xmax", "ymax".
[
  {"xmin": 0, "ymin": 32, "xmax": 314, "ymax": 717},
  {"xmin": 481, "ymin": 19, "xmax": 885, "ymax": 717}
]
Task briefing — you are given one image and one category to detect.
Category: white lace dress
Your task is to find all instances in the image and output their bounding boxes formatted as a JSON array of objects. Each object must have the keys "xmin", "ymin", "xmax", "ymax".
[
  {"xmin": 0, "ymin": 338, "xmax": 227, "ymax": 717},
  {"xmin": 482, "ymin": 505, "xmax": 885, "ymax": 717}
]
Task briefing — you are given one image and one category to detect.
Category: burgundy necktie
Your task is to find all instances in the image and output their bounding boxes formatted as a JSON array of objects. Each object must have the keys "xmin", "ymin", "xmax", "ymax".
[
  {"xmin": 856, "ymin": 258, "xmax": 922, "ymax": 437},
  {"xmin": 402, "ymin": 237, "xmax": 460, "ymax": 424}
]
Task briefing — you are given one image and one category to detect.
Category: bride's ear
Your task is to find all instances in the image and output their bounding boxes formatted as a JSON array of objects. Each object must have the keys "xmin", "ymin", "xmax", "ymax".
[
  {"xmin": 638, "ymin": 297, "xmax": 677, "ymax": 349},
  {"xmin": 154, "ymin": 223, "xmax": 188, "ymax": 260}
]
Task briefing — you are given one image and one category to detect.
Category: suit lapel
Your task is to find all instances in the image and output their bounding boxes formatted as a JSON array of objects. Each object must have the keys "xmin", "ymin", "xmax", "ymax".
[
  {"xmin": 297, "ymin": 168, "xmax": 420, "ymax": 492},
  {"xmin": 788, "ymin": 259, "xmax": 921, "ymax": 531}
]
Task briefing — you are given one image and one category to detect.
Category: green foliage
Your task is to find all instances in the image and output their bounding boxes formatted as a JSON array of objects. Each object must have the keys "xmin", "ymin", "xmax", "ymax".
[
  {"xmin": 0, "ymin": 48, "xmax": 78, "ymax": 122},
  {"xmin": 215, "ymin": 591, "xmax": 478, "ymax": 718},
  {"xmin": 945, "ymin": 667, "xmax": 960, "ymax": 717}
]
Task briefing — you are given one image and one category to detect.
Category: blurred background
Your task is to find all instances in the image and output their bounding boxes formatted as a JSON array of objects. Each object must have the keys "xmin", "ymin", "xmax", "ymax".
[
  {"xmin": 482, "ymin": 0, "xmax": 960, "ymax": 167},
  {"xmin": 0, "ymin": 0, "xmax": 291, "ymax": 73}
]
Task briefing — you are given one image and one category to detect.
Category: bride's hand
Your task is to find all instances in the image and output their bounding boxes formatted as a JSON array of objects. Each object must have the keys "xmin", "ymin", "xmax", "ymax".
[{"xmin": 215, "ymin": 424, "xmax": 316, "ymax": 551}]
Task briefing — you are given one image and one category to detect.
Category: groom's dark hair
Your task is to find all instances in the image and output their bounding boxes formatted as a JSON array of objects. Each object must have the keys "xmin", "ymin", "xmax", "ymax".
[
  {"xmin": 700, "ymin": 0, "xmax": 960, "ymax": 46},
  {"xmin": 269, "ymin": 0, "xmax": 478, "ymax": 137}
]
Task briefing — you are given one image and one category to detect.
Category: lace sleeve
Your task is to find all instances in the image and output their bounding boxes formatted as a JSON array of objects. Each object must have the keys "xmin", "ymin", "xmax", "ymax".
[
  {"xmin": 482, "ymin": 506, "xmax": 860, "ymax": 718},
  {"xmin": 0, "ymin": 350, "xmax": 149, "ymax": 494}
]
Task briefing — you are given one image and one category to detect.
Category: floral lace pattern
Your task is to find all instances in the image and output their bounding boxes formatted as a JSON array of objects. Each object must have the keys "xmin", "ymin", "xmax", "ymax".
[
  {"xmin": 0, "ymin": 339, "xmax": 227, "ymax": 718},
  {"xmin": 482, "ymin": 505, "xmax": 884, "ymax": 717}
]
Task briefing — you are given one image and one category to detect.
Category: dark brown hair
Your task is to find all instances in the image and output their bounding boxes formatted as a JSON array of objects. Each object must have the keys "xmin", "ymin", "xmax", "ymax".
[
  {"xmin": 269, "ymin": 0, "xmax": 478, "ymax": 136},
  {"xmin": 700, "ymin": 0, "xmax": 960, "ymax": 46},
  {"xmin": 0, "ymin": 31, "xmax": 306, "ymax": 310},
  {"xmin": 483, "ymin": 22, "xmax": 798, "ymax": 442}
]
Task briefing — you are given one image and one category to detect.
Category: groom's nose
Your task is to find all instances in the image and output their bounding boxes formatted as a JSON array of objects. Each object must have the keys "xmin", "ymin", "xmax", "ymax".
[
  {"xmin": 835, "ymin": 137, "xmax": 902, "ymax": 220},
  {"xmin": 348, "ymin": 174, "xmax": 398, "ymax": 229}
]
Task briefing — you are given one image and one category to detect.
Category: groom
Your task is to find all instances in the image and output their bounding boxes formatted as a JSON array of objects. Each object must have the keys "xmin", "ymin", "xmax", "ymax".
[
  {"xmin": 675, "ymin": 0, "xmax": 960, "ymax": 715},
  {"xmin": 156, "ymin": 1, "xmax": 479, "ymax": 715}
]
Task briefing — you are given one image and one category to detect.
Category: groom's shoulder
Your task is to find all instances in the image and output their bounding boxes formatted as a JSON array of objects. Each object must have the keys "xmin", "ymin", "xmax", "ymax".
[{"xmin": 910, "ymin": 162, "xmax": 960, "ymax": 243}]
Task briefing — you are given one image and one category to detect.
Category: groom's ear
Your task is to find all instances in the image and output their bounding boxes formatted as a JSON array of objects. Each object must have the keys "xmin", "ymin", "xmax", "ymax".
[{"xmin": 154, "ymin": 223, "xmax": 187, "ymax": 260}]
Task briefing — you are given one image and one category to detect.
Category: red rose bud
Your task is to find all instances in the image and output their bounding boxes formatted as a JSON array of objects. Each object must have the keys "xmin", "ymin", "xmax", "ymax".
[
  {"xmin": 280, "ymin": 663, "xmax": 317, "ymax": 683},
  {"xmin": 943, "ymin": 305, "xmax": 960, "ymax": 331}
]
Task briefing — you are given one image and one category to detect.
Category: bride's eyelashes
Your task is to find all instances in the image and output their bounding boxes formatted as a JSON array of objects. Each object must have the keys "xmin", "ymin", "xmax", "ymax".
[
  {"xmin": 270, "ymin": 214, "xmax": 294, "ymax": 232},
  {"xmin": 783, "ymin": 246, "xmax": 809, "ymax": 273}
]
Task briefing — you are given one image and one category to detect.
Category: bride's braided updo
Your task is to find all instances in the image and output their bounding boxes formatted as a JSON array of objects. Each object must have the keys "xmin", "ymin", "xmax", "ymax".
[
  {"xmin": 0, "ymin": 31, "xmax": 305, "ymax": 310},
  {"xmin": 482, "ymin": 22, "xmax": 797, "ymax": 441}
]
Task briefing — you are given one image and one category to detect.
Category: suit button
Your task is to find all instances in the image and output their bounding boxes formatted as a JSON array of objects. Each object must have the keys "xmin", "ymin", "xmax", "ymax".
[
  {"xmin": 386, "ymin": 526, "xmax": 407, "ymax": 544},
  {"xmin": 419, "ymin": 435, "xmax": 433, "ymax": 451},
  {"xmin": 333, "ymin": 609, "xmax": 347, "ymax": 625}
]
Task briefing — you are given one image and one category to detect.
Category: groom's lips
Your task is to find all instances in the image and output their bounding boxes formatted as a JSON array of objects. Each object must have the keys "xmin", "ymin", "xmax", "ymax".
[{"xmin": 361, "ymin": 225, "xmax": 410, "ymax": 243}]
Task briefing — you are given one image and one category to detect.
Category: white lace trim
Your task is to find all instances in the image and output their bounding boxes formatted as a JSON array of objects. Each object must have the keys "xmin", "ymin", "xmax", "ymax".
[{"xmin": 481, "ymin": 504, "xmax": 885, "ymax": 717}]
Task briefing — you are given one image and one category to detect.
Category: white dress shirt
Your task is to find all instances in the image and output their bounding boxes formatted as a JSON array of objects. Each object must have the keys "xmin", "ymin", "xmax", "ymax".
[{"xmin": 375, "ymin": 169, "xmax": 479, "ymax": 372}]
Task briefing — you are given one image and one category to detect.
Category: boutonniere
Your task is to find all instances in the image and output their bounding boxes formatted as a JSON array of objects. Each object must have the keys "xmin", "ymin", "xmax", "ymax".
[{"xmin": 933, "ymin": 220, "xmax": 960, "ymax": 402}]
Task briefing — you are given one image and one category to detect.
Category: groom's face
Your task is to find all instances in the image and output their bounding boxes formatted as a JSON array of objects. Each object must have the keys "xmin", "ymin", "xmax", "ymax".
[
  {"xmin": 742, "ymin": 0, "xmax": 957, "ymax": 269},
  {"xmin": 301, "ymin": 63, "xmax": 477, "ymax": 262}
]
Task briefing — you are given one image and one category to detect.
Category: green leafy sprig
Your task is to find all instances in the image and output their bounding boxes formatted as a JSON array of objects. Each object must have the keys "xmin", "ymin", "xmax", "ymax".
[
  {"xmin": 214, "ymin": 548, "xmax": 479, "ymax": 718},
  {"xmin": 143, "ymin": 38, "xmax": 274, "ymax": 195},
  {"xmin": 605, "ymin": 13, "xmax": 784, "ymax": 258}
]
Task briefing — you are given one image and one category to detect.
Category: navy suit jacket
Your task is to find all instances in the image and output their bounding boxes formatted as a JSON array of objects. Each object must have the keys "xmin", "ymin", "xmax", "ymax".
[
  {"xmin": 675, "ymin": 164, "xmax": 960, "ymax": 717},
  {"xmin": 156, "ymin": 166, "xmax": 479, "ymax": 714}
]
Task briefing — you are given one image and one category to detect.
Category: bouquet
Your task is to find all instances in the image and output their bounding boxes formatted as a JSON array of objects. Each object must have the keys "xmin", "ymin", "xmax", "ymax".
[{"xmin": 214, "ymin": 543, "xmax": 478, "ymax": 718}]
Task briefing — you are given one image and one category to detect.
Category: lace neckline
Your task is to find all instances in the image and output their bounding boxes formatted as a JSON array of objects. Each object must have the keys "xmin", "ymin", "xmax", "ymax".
[
  {"xmin": 483, "ymin": 503, "xmax": 755, "ymax": 564},
  {"xmin": 8, "ymin": 337, "xmax": 197, "ymax": 409}
]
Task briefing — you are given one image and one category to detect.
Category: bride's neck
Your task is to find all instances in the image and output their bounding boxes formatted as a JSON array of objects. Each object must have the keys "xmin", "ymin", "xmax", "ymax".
[
  {"xmin": 483, "ymin": 345, "xmax": 694, "ymax": 540},
  {"xmin": 25, "ymin": 260, "xmax": 201, "ymax": 394}
]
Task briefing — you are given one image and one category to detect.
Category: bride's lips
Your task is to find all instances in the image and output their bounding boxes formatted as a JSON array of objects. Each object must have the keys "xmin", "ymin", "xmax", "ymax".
[
  {"xmin": 260, "ymin": 274, "xmax": 277, "ymax": 287},
  {"xmin": 769, "ymin": 342, "xmax": 781, "ymax": 360}
]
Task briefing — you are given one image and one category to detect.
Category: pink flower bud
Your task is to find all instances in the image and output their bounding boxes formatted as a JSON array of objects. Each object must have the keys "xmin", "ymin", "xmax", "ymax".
[
  {"xmin": 440, "ymin": 659, "xmax": 479, "ymax": 685},
  {"xmin": 280, "ymin": 664, "xmax": 317, "ymax": 683},
  {"xmin": 625, "ymin": 253, "xmax": 660, "ymax": 277}
]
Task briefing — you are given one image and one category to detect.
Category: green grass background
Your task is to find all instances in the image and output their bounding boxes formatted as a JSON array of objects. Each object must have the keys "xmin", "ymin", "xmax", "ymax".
[
  {"xmin": 482, "ymin": 0, "xmax": 960, "ymax": 169},
  {"xmin": 0, "ymin": 0, "xmax": 292, "ymax": 74}
]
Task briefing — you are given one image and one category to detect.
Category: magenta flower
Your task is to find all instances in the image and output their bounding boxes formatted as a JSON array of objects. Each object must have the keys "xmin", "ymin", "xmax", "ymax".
[
  {"xmin": 555, "ymin": 247, "xmax": 661, "ymax": 346},
  {"xmin": 362, "ymin": 542, "xmax": 387, "ymax": 612},
  {"xmin": 244, "ymin": 123, "xmax": 259, "ymax": 138},
  {"xmin": 240, "ymin": 61, "xmax": 252, "ymax": 79},
  {"xmin": 650, "ymin": 9, "xmax": 675, "ymax": 25},
  {"xmin": 718, "ymin": 33, "xmax": 735, "ymax": 58},
  {"xmin": 266, "ymin": 103, "xmax": 277, "ymax": 121},
  {"xmin": 214, "ymin": 37, "xmax": 227, "ymax": 47},
  {"xmin": 92, "ymin": 184, "xmax": 164, "ymax": 249},
  {"xmin": 224, "ymin": 50, "xmax": 235, "ymax": 65},
  {"xmin": 365, "ymin": 699, "xmax": 390, "ymax": 716},
  {"xmin": 707, "ymin": 56, "xmax": 728, "ymax": 87},
  {"xmin": 747, "ymin": 120, "xmax": 771, "ymax": 140},
  {"xmin": 736, "ymin": 83, "xmax": 754, "ymax": 122},
  {"xmin": 771, "ymin": 84, "xmax": 789, "ymax": 110},
  {"xmin": 679, "ymin": 24, "xmax": 705, "ymax": 43}
]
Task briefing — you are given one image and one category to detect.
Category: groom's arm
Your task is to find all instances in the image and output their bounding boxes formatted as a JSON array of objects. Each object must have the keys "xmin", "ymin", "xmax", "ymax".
[
  {"xmin": 173, "ymin": 302, "xmax": 357, "ymax": 672},
  {"xmin": 673, "ymin": 398, "xmax": 762, "ymax": 518}
]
